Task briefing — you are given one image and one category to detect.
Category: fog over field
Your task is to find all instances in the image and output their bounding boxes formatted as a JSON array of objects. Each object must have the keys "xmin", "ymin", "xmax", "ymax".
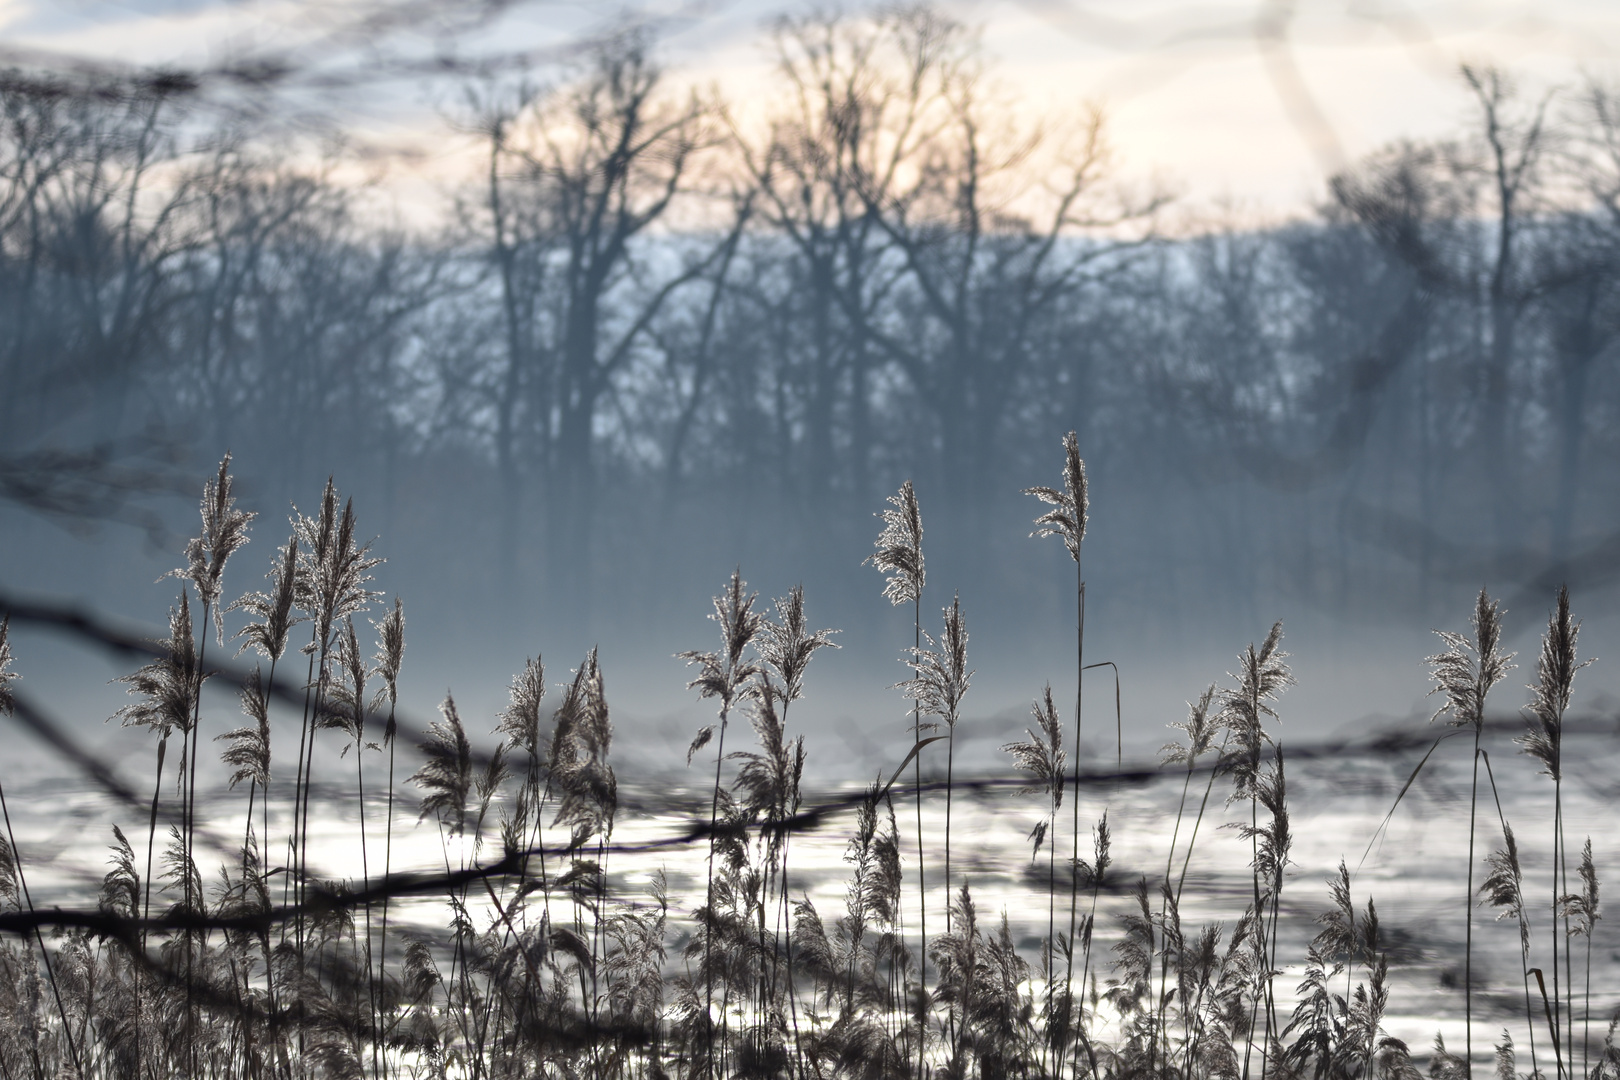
[{"xmin": 4, "ymin": 4, "xmax": 1620, "ymax": 1079}]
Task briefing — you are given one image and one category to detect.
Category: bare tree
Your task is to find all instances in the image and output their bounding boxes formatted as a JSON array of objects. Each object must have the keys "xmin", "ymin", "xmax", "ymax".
[
  {"xmin": 735, "ymin": 12, "xmax": 915, "ymax": 513},
  {"xmin": 0, "ymin": 73, "xmax": 199, "ymax": 448},
  {"xmin": 462, "ymin": 76, "xmax": 551, "ymax": 586},
  {"xmin": 1540, "ymin": 81, "xmax": 1620, "ymax": 562},
  {"xmin": 1463, "ymin": 65, "xmax": 1556, "ymax": 549},
  {"xmin": 847, "ymin": 9, "xmax": 1158, "ymax": 553},
  {"xmin": 470, "ymin": 33, "xmax": 728, "ymax": 610}
]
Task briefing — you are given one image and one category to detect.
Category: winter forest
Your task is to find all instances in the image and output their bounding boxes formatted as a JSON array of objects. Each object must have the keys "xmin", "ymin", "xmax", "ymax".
[
  {"xmin": 4, "ymin": 9, "xmax": 1620, "ymax": 632},
  {"xmin": 4, "ymin": 3, "xmax": 1620, "ymax": 1080}
]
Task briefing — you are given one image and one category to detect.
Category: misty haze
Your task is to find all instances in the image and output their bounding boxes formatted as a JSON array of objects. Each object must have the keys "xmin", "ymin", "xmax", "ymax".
[{"xmin": 1, "ymin": 3, "xmax": 1619, "ymax": 1079}]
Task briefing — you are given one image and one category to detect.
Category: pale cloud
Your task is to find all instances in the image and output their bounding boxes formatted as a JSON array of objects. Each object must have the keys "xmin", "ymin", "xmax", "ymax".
[{"xmin": 7, "ymin": 0, "xmax": 1618, "ymax": 221}]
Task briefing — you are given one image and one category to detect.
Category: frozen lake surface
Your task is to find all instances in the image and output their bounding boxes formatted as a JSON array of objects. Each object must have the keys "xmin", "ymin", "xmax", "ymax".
[{"xmin": 6, "ymin": 720, "xmax": 1619, "ymax": 1073}]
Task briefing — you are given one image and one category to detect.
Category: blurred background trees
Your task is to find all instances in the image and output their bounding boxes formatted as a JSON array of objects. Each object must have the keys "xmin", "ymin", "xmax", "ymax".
[{"xmin": 3, "ymin": 9, "xmax": 1619, "ymax": 647}]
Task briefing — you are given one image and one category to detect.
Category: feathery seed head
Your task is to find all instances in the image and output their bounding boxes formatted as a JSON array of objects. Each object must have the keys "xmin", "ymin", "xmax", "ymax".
[
  {"xmin": 0, "ymin": 616, "xmax": 15, "ymax": 717},
  {"xmin": 159, "ymin": 823, "xmax": 202, "ymax": 914},
  {"xmin": 1493, "ymin": 1032, "xmax": 1516, "ymax": 1080},
  {"xmin": 115, "ymin": 592, "xmax": 202, "ymax": 737},
  {"xmin": 1079, "ymin": 810, "xmax": 1112, "ymax": 889},
  {"xmin": 1479, "ymin": 822, "xmax": 1529, "ymax": 958},
  {"xmin": 680, "ymin": 569, "xmax": 763, "ymax": 719},
  {"xmin": 1001, "ymin": 683, "xmax": 1065, "ymax": 810},
  {"xmin": 867, "ymin": 480, "xmax": 924, "ymax": 605},
  {"xmin": 551, "ymin": 649, "xmax": 616, "ymax": 841},
  {"xmin": 412, "ymin": 693, "xmax": 474, "ymax": 835},
  {"xmin": 1163, "ymin": 683, "xmax": 1218, "ymax": 766},
  {"xmin": 1520, "ymin": 585, "xmax": 1590, "ymax": 780},
  {"xmin": 0, "ymin": 833, "xmax": 14, "ymax": 910},
  {"xmin": 899, "ymin": 593, "xmax": 973, "ymax": 726},
  {"xmin": 1581, "ymin": 836, "xmax": 1600, "ymax": 923},
  {"xmin": 1312, "ymin": 859, "xmax": 1356, "ymax": 966},
  {"xmin": 99, "ymin": 825, "xmax": 140, "ymax": 920},
  {"xmin": 496, "ymin": 655, "xmax": 545, "ymax": 758},
  {"xmin": 1024, "ymin": 431, "xmax": 1088, "ymax": 564},
  {"xmin": 757, "ymin": 585, "xmax": 839, "ymax": 703},
  {"xmin": 232, "ymin": 538, "xmax": 301, "ymax": 662},
  {"xmin": 322, "ymin": 616, "xmax": 369, "ymax": 745},
  {"xmin": 1563, "ymin": 836, "xmax": 1601, "ymax": 937},
  {"xmin": 1535, "ymin": 586, "xmax": 1583, "ymax": 719},
  {"xmin": 1429, "ymin": 588, "xmax": 1515, "ymax": 733},
  {"xmin": 371, "ymin": 598, "xmax": 406, "ymax": 740},
  {"xmin": 169, "ymin": 453, "xmax": 256, "ymax": 641},
  {"xmin": 215, "ymin": 666, "xmax": 271, "ymax": 790},
  {"xmin": 732, "ymin": 680, "xmax": 796, "ymax": 825},
  {"xmin": 1219, "ymin": 622, "xmax": 1293, "ymax": 800},
  {"xmin": 293, "ymin": 482, "xmax": 382, "ymax": 656},
  {"xmin": 1245, "ymin": 745, "xmax": 1292, "ymax": 889}
]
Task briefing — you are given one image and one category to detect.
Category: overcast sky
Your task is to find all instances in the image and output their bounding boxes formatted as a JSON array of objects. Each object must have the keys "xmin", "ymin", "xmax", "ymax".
[{"xmin": 8, "ymin": 0, "xmax": 1620, "ymax": 220}]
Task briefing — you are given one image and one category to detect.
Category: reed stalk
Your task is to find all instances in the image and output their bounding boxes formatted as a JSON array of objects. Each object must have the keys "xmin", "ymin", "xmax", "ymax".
[
  {"xmin": 1480, "ymin": 750, "xmax": 1541, "ymax": 1078},
  {"xmin": 1568, "ymin": 838, "xmax": 1599, "ymax": 1078},
  {"xmin": 1001, "ymin": 684, "xmax": 1064, "ymax": 1076},
  {"xmin": 0, "ymin": 621, "xmax": 80, "ymax": 1078},
  {"xmin": 1216, "ymin": 621, "xmax": 1291, "ymax": 1077},
  {"xmin": 867, "ymin": 479, "xmax": 927, "ymax": 1078},
  {"xmin": 1429, "ymin": 587, "xmax": 1513, "ymax": 1076},
  {"xmin": 370, "ymin": 598, "xmax": 404, "ymax": 1078},
  {"xmin": 113, "ymin": 594, "xmax": 201, "ymax": 1079},
  {"xmin": 1024, "ymin": 430, "xmax": 1088, "ymax": 1080},
  {"xmin": 1520, "ymin": 585, "xmax": 1587, "ymax": 1078},
  {"xmin": 681, "ymin": 571, "xmax": 761, "ymax": 1076},
  {"xmin": 757, "ymin": 585, "xmax": 836, "ymax": 1079},
  {"xmin": 900, "ymin": 593, "xmax": 970, "ymax": 925},
  {"xmin": 230, "ymin": 534, "xmax": 298, "ymax": 1066},
  {"xmin": 167, "ymin": 454, "xmax": 254, "ymax": 1078},
  {"xmin": 6, "ymin": 462, "xmax": 1619, "ymax": 1080},
  {"xmin": 291, "ymin": 482, "xmax": 381, "ymax": 968},
  {"xmin": 1074, "ymin": 810, "xmax": 1110, "ymax": 1078},
  {"xmin": 1160, "ymin": 686, "xmax": 1217, "ymax": 1068}
]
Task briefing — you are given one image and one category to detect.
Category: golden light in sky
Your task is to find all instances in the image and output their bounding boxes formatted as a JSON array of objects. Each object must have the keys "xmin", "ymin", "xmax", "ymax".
[{"xmin": 5, "ymin": 0, "xmax": 1616, "ymax": 219}]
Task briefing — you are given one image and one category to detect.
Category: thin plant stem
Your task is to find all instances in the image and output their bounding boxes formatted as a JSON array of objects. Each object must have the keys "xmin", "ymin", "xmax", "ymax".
[
  {"xmin": 1176, "ymin": 733, "xmax": 1231, "ymax": 906},
  {"xmin": 1467, "ymin": 727, "xmax": 1481, "ymax": 1076},
  {"xmin": 1552, "ymin": 772, "xmax": 1565, "ymax": 1080},
  {"xmin": 944, "ymin": 718, "xmax": 954, "ymax": 927},
  {"xmin": 0, "ymin": 775, "xmax": 81, "ymax": 1078},
  {"xmin": 1583, "ymin": 914, "xmax": 1593, "ymax": 1080},
  {"xmin": 298, "ymin": 647, "xmax": 332, "ymax": 976},
  {"xmin": 705, "ymin": 706, "xmax": 729, "ymax": 1078},
  {"xmin": 260, "ymin": 656, "xmax": 280, "ymax": 1075},
  {"xmin": 378, "ymin": 699, "xmax": 397, "ymax": 1080},
  {"xmin": 185, "ymin": 597, "xmax": 212, "ymax": 1080},
  {"xmin": 1045, "ymin": 802, "xmax": 1057, "ymax": 1080},
  {"xmin": 1482, "ymin": 751, "xmax": 1540, "ymax": 1078},
  {"xmin": 911, "ymin": 590, "xmax": 927, "ymax": 1080},
  {"xmin": 1063, "ymin": 575, "xmax": 1085, "ymax": 1076},
  {"xmin": 1558, "ymin": 791, "xmax": 1574, "ymax": 1075},
  {"xmin": 285, "ymin": 645, "xmax": 316, "ymax": 944},
  {"xmin": 355, "ymin": 723, "xmax": 374, "ymax": 1070},
  {"xmin": 139, "ymin": 731, "xmax": 167, "ymax": 1075},
  {"xmin": 1075, "ymin": 834, "xmax": 1104, "ymax": 1063}
]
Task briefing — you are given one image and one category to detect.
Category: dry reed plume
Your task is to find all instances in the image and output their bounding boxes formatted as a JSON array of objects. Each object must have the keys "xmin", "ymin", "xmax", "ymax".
[{"xmin": 0, "ymin": 460, "xmax": 1613, "ymax": 1080}]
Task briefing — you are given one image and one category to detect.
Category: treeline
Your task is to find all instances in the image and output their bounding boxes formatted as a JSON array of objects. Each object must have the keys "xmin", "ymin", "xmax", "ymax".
[{"xmin": 4, "ymin": 10, "xmax": 1620, "ymax": 626}]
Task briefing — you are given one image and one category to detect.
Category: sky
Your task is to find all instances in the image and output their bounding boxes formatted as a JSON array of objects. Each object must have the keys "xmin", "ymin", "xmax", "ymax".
[{"xmin": 4, "ymin": 0, "xmax": 1618, "ymax": 221}]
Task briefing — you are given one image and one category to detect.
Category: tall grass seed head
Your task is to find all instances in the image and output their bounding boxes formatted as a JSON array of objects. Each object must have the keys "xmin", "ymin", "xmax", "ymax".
[
  {"xmin": 0, "ymin": 616, "xmax": 15, "ymax": 717},
  {"xmin": 867, "ymin": 480, "xmax": 924, "ymax": 605},
  {"xmin": 1024, "ymin": 430, "xmax": 1088, "ymax": 564},
  {"xmin": 168, "ymin": 453, "xmax": 256, "ymax": 642}
]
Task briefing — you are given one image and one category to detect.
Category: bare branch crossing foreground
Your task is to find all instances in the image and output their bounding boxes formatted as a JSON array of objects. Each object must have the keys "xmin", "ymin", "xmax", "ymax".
[
  {"xmin": 4, "ymin": 19, "xmax": 1620, "ymax": 1075},
  {"xmin": 1, "ymin": 458, "xmax": 1616, "ymax": 1080}
]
